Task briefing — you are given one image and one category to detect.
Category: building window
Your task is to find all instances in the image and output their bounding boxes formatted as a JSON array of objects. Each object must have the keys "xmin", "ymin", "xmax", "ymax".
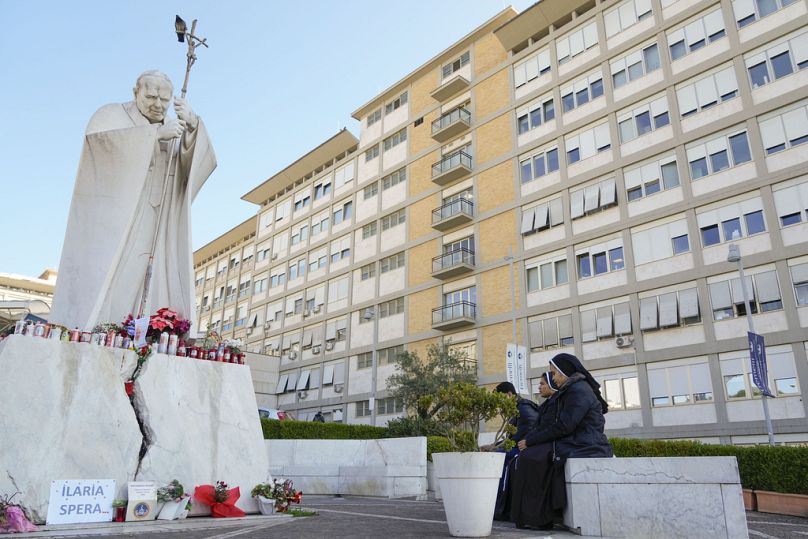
[
  {"xmin": 526, "ymin": 257, "xmax": 568, "ymax": 292},
  {"xmin": 577, "ymin": 241, "xmax": 625, "ymax": 279},
  {"xmin": 293, "ymin": 193, "xmax": 311, "ymax": 212},
  {"xmin": 720, "ymin": 348, "xmax": 800, "ymax": 400},
  {"xmin": 362, "ymin": 222, "xmax": 378, "ymax": 239},
  {"xmin": 598, "ymin": 374, "xmax": 642, "ymax": 410},
  {"xmin": 517, "ymin": 94, "xmax": 555, "ymax": 135},
  {"xmin": 649, "ymin": 360, "xmax": 714, "ymax": 407},
  {"xmin": 383, "ymin": 128, "xmax": 407, "ymax": 151},
  {"xmin": 789, "ymin": 263, "xmax": 808, "ymax": 305},
  {"xmin": 580, "ymin": 302, "xmax": 632, "ymax": 342},
  {"xmin": 442, "ymin": 51, "xmax": 470, "ymax": 79},
  {"xmin": 604, "ymin": 0, "xmax": 653, "ymax": 38},
  {"xmin": 677, "ymin": 65, "xmax": 739, "ymax": 118},
  {"xmin": 290, "ymin": 224, "xmax": 309, "ymax": 246},
  {"xmin": 378, "ymin": 345, "xmax": 405, "ymax": 365},
  {"xmin": 640, "ymin": 288, "xmax": 701, "ymax": 330},
  {"xmin": 359, "ymin": 262, "xmax": 376, "ymax": 282},
  {"xmin": 697, "ymin": 197, "xmax": 766, "ymax": 247},
  {"xmin": 382, "ymin": 167, "xmax": 406, "ymax": 190},
  {"xmin": 311, "ymin": 213, "xmax": 330, "ymax": 237},
  {"xmin": 334, "ymin": 163, "xmax": 354, "ymax": 190},
  {"xmin": 308, "ymin": 249, "xmax": 328, "ymax": 273},
  {"xmin": 363, "ymin": 182, "xmax": 378, "ymax": 200},
  {"xmin": 618, "ymin": 96, "xmax": 670, "ymax": 143},
  {"xmin": 625, "ymin": 155, "xmax": 680, "ymax": 202},
  {"xmin": 384, "ymin": 92, "xmax": 408, "ymax": 115},
  {"xmin": 381, "ymin": 252, "xmax": 405, "ymax": 273},
  {"xmin": 357, "ymin": 352, "xmax": 373, "ymax": 369},
  {"xmin": 632, "ymin": 218, "xmax": 691, "ymax": 265},
  {"xmin": 772, "ymin": 178, "xmax": 808, "ymax": 228},
  {"xmin": 667, "ymin": 9, "xmax": 726, "ymax": 62},
  {"xmin": 381, "ymin": 208, "xmax": 406, "ymax": 231},
  {"xmin": 561, "ymin": 71, "xmax": 604, "ymax": 113},
  {"xmin": 514, "ymin": 48, "xmax": 551, "ymax": 88},
  {"xmin": 365, "ymin": 145, "xmax": 379, "ymax": 162},
  {"xmin": 367, "ymin": 109, "xmax": 381, "ymax": 126},
  {"xmin": 570, "ymin": 178, "xmax": 617, "ymax": 219},
  {"xmin": 610, "ymin": 42, "xmax": 660, "ymax": 88},
  {"xmin": 378, "ymin": 397, "xmax": 405, "ymax": 415},
  {"xmin": 556, "ymin": 21, "xmax": 598, "ymax": 64},
  {"xmin": 759, "ymin": 102, "xmax": 808, "ymax": 155},
  {"xmin": 708, "ymin": 270, "xmax": 783, "ymax": 320},
  {"xmin": 566, "ymin": 123, "xmax": 611, "ymax": 165},
  {"xmin": 519, "ymin": 146, "xmax": 559, "ymax": 183},
  {"xmin": 521, "ymin": 198, "xmax": 563, "ymax": 235},
  {"xmin": 528, "ymin": 314, "xmax": 574, "ymax": 350},
  {"xmin": 333, "ymin": 200, "xmax": 354, "ymax": 225},
  {"xmin": 379, "ymin": 297, "xmax": 405, "ymax": 318},
  {"xmin": 356, "ymin": 400, "xmax": 371, "ymax": 417},
  {"xmin": 745, "ymin": 31, "xmax": 808, "ymax": 89},
  {"xmin": 687, "ymin": 129, "xmax": 751, "ymax": 180},
  {"xmin": 733, "ymin": 0, "xmax": 802, "ymax": 28},
  {"xmin": 314, "ymin": 178, "xmax": 332, "ymax": 200},
  {"xmin": 288, "ymin": 258, "xmax": 307, "ymax": 281}
]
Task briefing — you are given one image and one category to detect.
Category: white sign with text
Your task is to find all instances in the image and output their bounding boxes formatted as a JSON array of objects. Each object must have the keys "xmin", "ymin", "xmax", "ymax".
[{"xmin": 46, "ymin": 479, "xmax": 114, "ymax": 525}]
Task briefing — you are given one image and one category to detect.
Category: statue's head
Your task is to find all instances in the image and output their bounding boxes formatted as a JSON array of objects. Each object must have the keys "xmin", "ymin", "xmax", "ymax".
[{"xmin": 133, "ymin": 70, "xmax": 174, "ymax": 124}]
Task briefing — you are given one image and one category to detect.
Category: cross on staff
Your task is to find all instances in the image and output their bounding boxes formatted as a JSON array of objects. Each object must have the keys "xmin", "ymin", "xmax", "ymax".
[{"xmin": 136, "ymin": 15, "xmax": 209, "ymax": 319}]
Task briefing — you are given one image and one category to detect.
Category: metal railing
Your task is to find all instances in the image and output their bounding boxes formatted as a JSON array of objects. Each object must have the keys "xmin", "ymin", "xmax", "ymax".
[
  {"xmin": 432, "ymin": 248, "xmax": 475, "ymax": 273},
  {"xmin": 432, "ymin": 301, "xmax": 477, "ymax": 325},
  {"xmin": 432, "ymin": 150, "xmax": 472, "ymax": 178},
  {"xmin": 431, "ymin": 107, "xmax": 471, "ymax": 134},
  {"xmin": 432, "ymin": 197, "xmax": 474, "ymax": 223}
]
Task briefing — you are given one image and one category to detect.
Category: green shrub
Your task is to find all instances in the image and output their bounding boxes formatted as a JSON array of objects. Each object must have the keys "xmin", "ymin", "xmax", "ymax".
[
  {"xmin": 261, "ymin": 419, "xmax": 388, "ymax": 440},
  {"xmin": 611, "ymin": 437, "xmax": 808, "ymax": 495},
  {"xmin": 426, "ymin": 436, "xmax": 453, "ymax": 461},
  {"xmin": 385, "ymin": 416, "xmax": 444, "ymax": 438}
]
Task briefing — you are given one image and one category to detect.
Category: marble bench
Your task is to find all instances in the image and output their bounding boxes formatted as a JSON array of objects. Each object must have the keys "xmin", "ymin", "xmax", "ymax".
[
  {"xmin": 266, "ymin": 438, "xmax": 427, "ymax": 499},
  {"xmin": 563, "ymin": 457, "xmax": 748, "ymax": 538}
]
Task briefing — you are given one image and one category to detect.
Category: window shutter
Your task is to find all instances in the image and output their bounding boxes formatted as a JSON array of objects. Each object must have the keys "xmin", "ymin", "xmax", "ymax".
[
  {"xmin": 581, "ymin": 309, "xmax": 598, "ymax": 342},
  {"xmin": 709, "ymin": 282, "xmax": 732, "ymax": 310},
  {"xmin": 275, "ymin": 374, "xmax": 289, "ymax": 394},
  {"xmin": 759, "ymin": 117, "xmax": 786, "ymax": 151},
  {"xmin": 690, "ymin": 362, "xmax": 713, "ymax": 394},
  {"xmin": 323, "ymin": 365, "xmax": 335, "ymax": 384},
  {"xmin": 703, "ymin": 9, "xmax": 725, "ymax": 37},
  {"xmin": 659, "ymin": 293, "xmax": 679, "ymax": 326},
  {"xmin": 732, "ymin": 0, "xmax": 755, "ymax": 22},
  {"xmin": 543, "ymin": 318, "xmax": 559, "ymax": 346},
  {"xmin": 715, "ymin": 67, "xmax": 738, "ymax": 97},
  {"xmin": 773, "ymin": 185, "xmax": 801, "ymax": 216},
  {"xmin": 534, "ymin": 204, "xmax": 549, "ymax": 229},
  {"xmin": 286, "ymin": 372, "xmax": 298, "ymax": 392},
  {"xmin": 782, "ymin": 107, "xmax": 808, "ymax": 145},
  {"xmin": 549, "ymin": 198, "xmax": 564, "ymax": 226},
  {"xmin": 584, "ymin": 185, "xmax": 600, "ymax": 212},
  {"xmin": 296, "ymin": 370, "xmax": 311, "ymax": 391},
  {"xmin": 614, "ymin": 302, "xmax": 632, "ymax": 334},
  {"xmin": 604, "ymin": 8, "xmax": 621, "ymax": 37},
  {"xmin": 730, "ymin": 276, "xmax": 755, "ymax": 303},
  {"xmin": 596, "ymin": 306, "xmax": 614, "ymax": 337},
  {"xmin": 640, "ymin": 297, "xmax": 659, "ymax": 330},
  {"xmin": 684, "ymin": 19, "xmax": 705, "ymax": 48},
  {"xmin": 600, "ymin": 178, "xmax": 617, "ymax": 207},
  {"xmin": 755, "ymin": 271, "xmax": 781, "ymax": 303},
  {"xmin": 583, "ymin": 22, "xmax": 598, "ymax": 50},
  {"xmin": 695, "ymin": 77, "xmax": 718, "ymax": 109},
  {"xmin": 529, "ymin": 320, "xmax": 543, "ymax": 348},
  {"xmin": 571, "ymin": 189, "xmax": 586, "ymax": 218},
  {"xmin": 791, "ymin": 263, "xmax": 808, "ymax": 285},
  {"xmin": 679, "ymin": 288, "xmax": 700, "ymax": 319},
  {"xmin": 521, "ymin": 208, "xmax": 536, "ymax": 234},
  {"xmin": 791, "ymin": 32, "xmax": 808, "ymax": 67},
  {"xmin": 333, "ymin": 363, "xmax": 345, "ymax": 385}
]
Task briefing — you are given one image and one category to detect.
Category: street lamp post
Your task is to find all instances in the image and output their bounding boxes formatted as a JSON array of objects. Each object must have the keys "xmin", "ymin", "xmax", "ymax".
[
  {"xmin": 727, "ymin": 244, "xmax": 775, "ymax": 446},
  {"xmin": 364, "ymin": 307, "xmax": 378, "ymax": 426}
]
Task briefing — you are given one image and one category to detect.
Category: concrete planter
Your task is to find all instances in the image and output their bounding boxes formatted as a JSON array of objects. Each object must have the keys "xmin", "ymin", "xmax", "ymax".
[
  {"xmin": 756, "ymin": 490, "xmax": 808, "ymax": 517},
  {"xmin": 256, "ymin": 496, "xmax": 276, "ymax": 515},
  {"xmin": 433, "ymin": 452, "xmax": 505, "ymax": 538},
  {"xmin": 426, "ymin": 461, "xmax": 442, "ymax": 500},
  {"xmin": 157, "ymin": 499, "xmax": 187, "ymax": 520},
  {"xmin": 742, "ymin": 489, "xmax": 757, "ymax": 511}
]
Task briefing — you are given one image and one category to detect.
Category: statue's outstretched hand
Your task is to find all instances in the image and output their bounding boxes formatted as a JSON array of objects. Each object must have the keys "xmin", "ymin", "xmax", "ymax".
[
  {"xmin": 174, "ymin": 97, "xmax": 199, "ymax": 133},
  {"xmin": 157, "ymin": 119, "xmax": 185, "ymax": 141}
]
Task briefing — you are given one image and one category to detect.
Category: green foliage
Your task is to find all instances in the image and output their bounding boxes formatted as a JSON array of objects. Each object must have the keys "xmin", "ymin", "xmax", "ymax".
[
  {"xmin": 426, "ymin": 436, "xmax": 453, "ymax": 461},
  {"xmin": 611, "ymin": 438, "xmax": 808, "ymax": 495},
  {"xmin": 261, "ymin": 419, "xmax": 388, "ymax": 440},
  {"xmin": 250, "ymin": 483, "xmax": 273, "ymax": 498},
  {"xmin": 386, "ymin": 344, "xmax": 476, "ymax": 420},
  {"xmin": 385, "ymin": 416, "xmax": 445, "ymax": 438},
  {"xmin": 289, "ymin": 508, "xmax": 318, "ymax": 517},
  {"xmin": 433, "ymin": 383, "xmax": 518, "ymax": 452},
  {"xmin": 111, "ymin": 499, "xmax": 127, "ymax": 508}
]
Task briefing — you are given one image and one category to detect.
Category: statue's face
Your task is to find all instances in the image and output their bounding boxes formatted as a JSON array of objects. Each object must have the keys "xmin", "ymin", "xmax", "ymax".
[{"xmin": 134, "ymin": 77, "xmax": 172, "ymax": 123}]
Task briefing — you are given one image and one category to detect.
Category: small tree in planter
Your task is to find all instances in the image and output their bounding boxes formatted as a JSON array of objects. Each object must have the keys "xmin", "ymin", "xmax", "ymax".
[{"xmin": 429, "ymin": 382, "xmax": 517, "ymax": 538}]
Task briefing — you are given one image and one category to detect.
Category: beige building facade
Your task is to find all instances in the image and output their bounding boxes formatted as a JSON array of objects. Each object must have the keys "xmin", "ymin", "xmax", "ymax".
[{"xmin": 195, "ymin": 0, "xmax": 808, "ymax": 443}]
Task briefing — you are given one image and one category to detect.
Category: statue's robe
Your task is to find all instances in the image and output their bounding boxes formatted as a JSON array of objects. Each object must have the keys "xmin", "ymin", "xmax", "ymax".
[{"xmin": 50, "ymin": 101, "xmax": 216, "ymax": 330}]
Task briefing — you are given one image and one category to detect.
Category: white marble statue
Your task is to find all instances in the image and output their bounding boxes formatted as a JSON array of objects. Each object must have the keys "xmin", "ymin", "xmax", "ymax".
[{"xmin": 50, "ymin": 70, "xmax": 216, "ymax": 330}]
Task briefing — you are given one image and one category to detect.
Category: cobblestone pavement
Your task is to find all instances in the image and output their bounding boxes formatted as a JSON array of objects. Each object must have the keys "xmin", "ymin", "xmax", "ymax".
[{"xmin": 13, "ymin": 496, "xmax": 808, "ymax": 538}]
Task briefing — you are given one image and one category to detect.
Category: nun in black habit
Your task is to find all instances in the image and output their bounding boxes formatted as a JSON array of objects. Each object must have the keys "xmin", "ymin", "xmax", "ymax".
[{"xmin": 509, "ymin": 353, "xmax": 613, "ymax": 530}]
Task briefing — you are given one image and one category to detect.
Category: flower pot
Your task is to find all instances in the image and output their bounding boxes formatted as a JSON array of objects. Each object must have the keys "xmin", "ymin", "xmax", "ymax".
[
  {"xmin": 157, "ymin": 499, "xmax": 187, "ymax": 520},
  {"xmin": 433, "ymin": 452, "xmax": 505, "ymax": 537},
  {"xmin": 756, "ymin": 490, "xmax": 808, "ymax": 517},
  {"xmin": 743, "ymin": 489, "xmax": 757, "ymax": 511},
  {"xmin": 256, "ymin": 496, "xmax": 276, "ymax": 515}
]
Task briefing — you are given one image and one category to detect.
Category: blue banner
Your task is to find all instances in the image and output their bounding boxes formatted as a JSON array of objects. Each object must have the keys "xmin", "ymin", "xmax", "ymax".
[{"xmin": 748, "ymin": 332, "xmax": 773, "ymax": 398}]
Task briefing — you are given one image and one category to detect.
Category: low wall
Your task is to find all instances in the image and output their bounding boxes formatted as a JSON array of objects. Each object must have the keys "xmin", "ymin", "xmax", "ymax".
[
  {"xmin": 266, "ymin": 437, "xmax": 427, "ymax": 499},
  {"xmin": 564, "ymin": 457, "xmax": 748, "ymax": 538}
]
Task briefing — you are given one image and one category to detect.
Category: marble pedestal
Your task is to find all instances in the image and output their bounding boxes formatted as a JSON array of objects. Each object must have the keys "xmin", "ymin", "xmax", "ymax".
[
  {"xmin": 0, "ymin": 335, "xmax": 269, "ymax": 522},
  {"xmin": 563, "ymin": 457, "xmax": 748, "ymax": 538}
]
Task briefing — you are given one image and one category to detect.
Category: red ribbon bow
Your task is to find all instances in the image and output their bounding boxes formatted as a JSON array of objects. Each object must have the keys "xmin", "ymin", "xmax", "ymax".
[{"xmin": 193, "ymin": 485, "xmax": 246, "ymax": 518}]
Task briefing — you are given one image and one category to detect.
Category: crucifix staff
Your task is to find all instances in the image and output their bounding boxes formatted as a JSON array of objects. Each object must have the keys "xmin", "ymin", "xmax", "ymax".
[{"xmin": 136, "ymin": 15, "xmax": 208, "ymax": 320}]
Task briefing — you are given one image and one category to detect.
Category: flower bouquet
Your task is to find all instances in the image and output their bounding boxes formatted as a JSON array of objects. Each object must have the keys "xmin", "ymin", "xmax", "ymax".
[
  {"xmin": 193, "ymin": 481, "xmax": 245, "ymax": 518},
  {"xmin": 250, "ymin": 483, "xmax": 276, "ymax": 515},
  {"xmin": 268, "ymin": 479, "xmax": 302, "ymax": 513},
  {"xmin": 0, "ymin": 493, "xmax": 36, "ymax": 533},
  {"xmin": 156, "ymin": 479, "xmax": 190, "ymax": 520}
]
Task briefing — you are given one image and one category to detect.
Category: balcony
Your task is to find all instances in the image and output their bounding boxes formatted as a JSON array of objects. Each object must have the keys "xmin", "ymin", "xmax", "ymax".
[
  {"xmin": 431, "ymin": 248, "xmax": 475, "ymax": 280},
  {"xmin": 432, "ymin": 198, "xmax": 474, "ymax": 231},
  {"xmin": 431, "ymin": 75, "xmax": 470, "ymax": 102},
  {"xmin": 431, "ymin": 107, "xmax": 471, "ymax": 143},
  {"xmin": 432, "ymin": 150, "xmax": 472, "ymax": 186},
  {"xmin": 432, "ymin": 301, "xmax": 476, "ymax": 331}
]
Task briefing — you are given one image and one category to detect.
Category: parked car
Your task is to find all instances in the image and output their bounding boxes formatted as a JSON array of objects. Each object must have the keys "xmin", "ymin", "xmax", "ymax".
[{"xmin": 258, "ymin": 407, "xmax": 292, "ymax": 421}]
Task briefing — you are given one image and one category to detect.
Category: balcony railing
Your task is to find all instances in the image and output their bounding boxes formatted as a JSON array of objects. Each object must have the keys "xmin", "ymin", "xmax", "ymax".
[
  {"xmin": 432, "ymin": 150, "xmax": 472, "ymax": 185},
  {"xmin": 432, "ymin": 248, "xmax": 475, "ymax": 279},
  {"xmin": 432, "ymin": 198, "xmax": 474, "ymax": 230},
  {"xmin": 431, "ymin": 107, "xmax": 471, "ymax": 142},
  {"xmin": 432, "ymin": 301, "xmax": 477, "ymax": 330}
]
